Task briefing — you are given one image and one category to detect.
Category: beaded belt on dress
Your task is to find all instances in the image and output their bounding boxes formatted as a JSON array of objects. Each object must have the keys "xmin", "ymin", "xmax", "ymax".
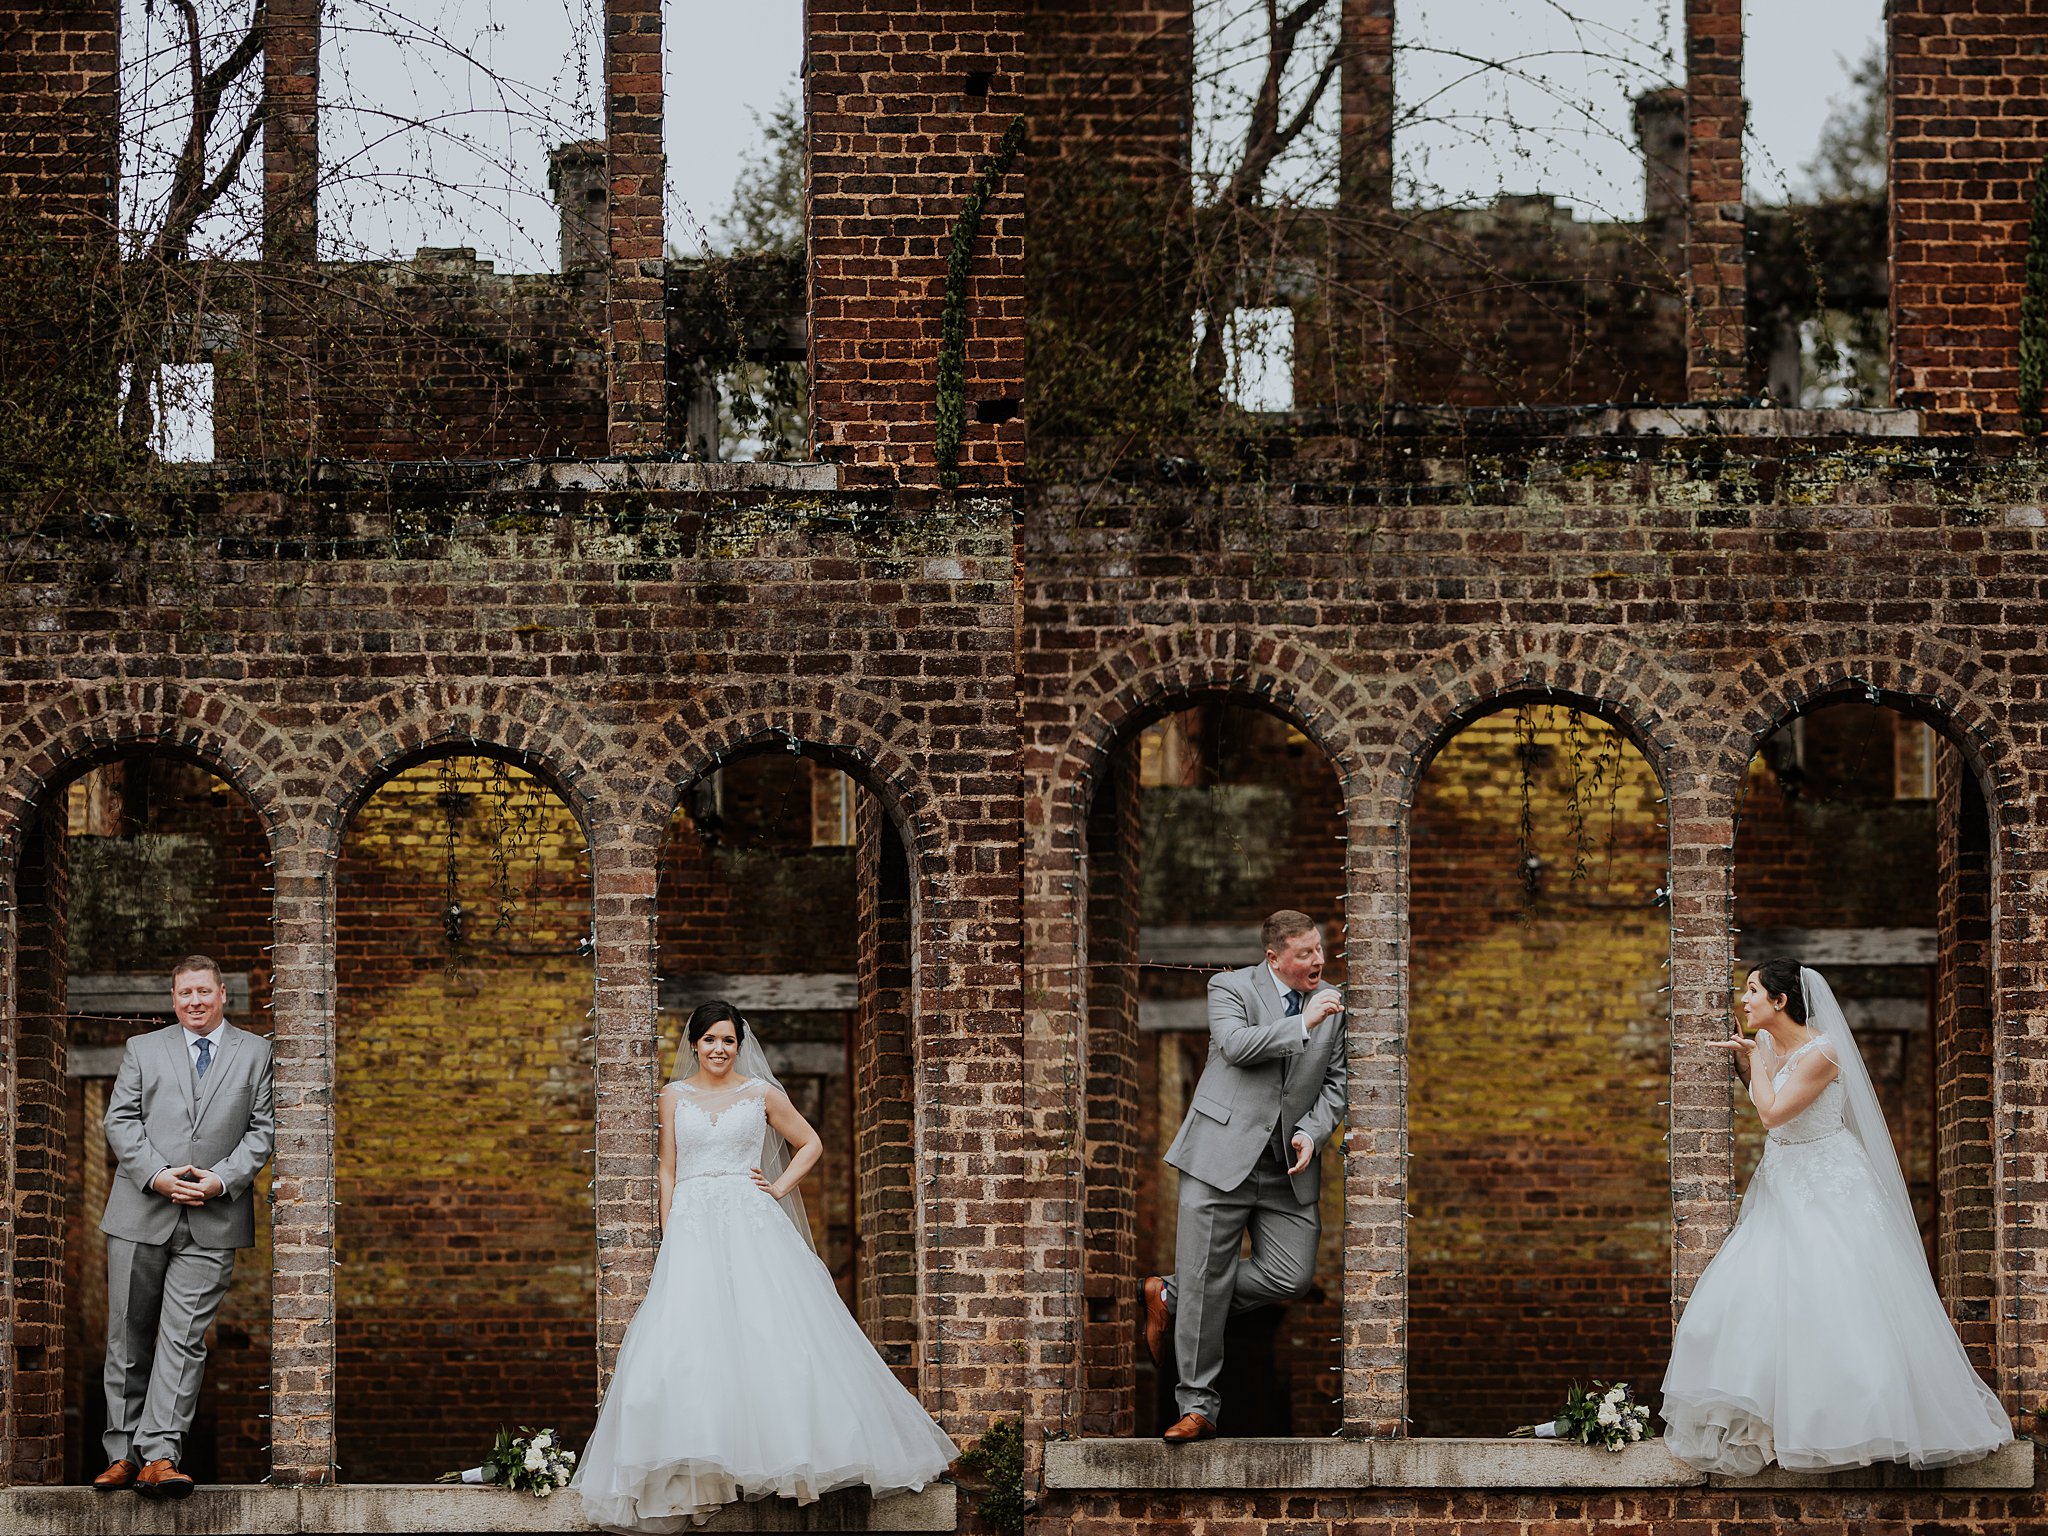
[
  {"xmin": 676, "ymin": 1169, "xmax": 751, "ymax": 1182},
  {"xmin": 1768, "ymin": 1120, "xmax": 1846, "ymax": 1146}
]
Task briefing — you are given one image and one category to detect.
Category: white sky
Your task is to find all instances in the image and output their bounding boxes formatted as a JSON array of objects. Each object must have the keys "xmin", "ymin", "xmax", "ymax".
[{"xmin": 125, "ymin": 1, "xmax": 1885, "ymax": 269}]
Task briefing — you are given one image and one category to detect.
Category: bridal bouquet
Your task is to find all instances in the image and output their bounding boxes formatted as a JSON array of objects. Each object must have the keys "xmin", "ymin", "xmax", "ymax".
[
  {"xmin": 1514, "ymin": 1382, "xmax": 1652, "ymax": 1451},
  {"xmin": 438, "ymin": 1426, "xmax": 577, "ymax": 1495}
]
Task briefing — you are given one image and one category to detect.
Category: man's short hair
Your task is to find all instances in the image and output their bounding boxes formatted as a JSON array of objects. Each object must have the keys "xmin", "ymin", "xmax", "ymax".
[
  {"xmin": 1261, "ymin": 911, "xmax": 1318, "ymax": 953},
  {"xmin": 171, "ymin": 954, "xmax": 225, "ymax": 988}
]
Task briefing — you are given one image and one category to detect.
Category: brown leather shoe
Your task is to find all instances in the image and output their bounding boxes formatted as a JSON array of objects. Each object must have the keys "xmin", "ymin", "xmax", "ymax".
[
  {"xmin": 92, "ymin": 1459, "xmax": 139, "ymax": 1491},
  {"xmin": 1142, "ymin": 1275, "xmax": 1170, "ymax": 1366},
  {"xmin": 1161, "ymin": 1411, "xmax": 1217, "ymax": 1442},
  {"xmin": 134, "ymin": 1459, "xmax": 194, "ymax": 1499}
]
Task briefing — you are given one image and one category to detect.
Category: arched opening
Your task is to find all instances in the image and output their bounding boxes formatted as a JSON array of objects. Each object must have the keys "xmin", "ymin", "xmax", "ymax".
[
  {"xmin": 657, "ymin": 747, "xmax": 920, "ymax": 1378},
  {"xmin": 6, "ymin": 753, "xmax": 273, "ymax": 1485},
  {"xmin": 1731, "ymin": 699, "xmax": 1996, "ymax": 1369},
  {"xmin": 333, "ymin": 753, "xmax": 595, "ymax": 1482},
  {"xmin": 1076, "ymin": 698, "xmax": 1349, "ymax": 1438},
  {"xmin": 1405, "ymin": 703, "xmax": 1670, "ymax": 1435}
]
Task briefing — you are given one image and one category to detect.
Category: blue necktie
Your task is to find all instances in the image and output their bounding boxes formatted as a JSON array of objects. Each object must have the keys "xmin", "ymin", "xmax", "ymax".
[
  {"xmin": 194, "ymin": 1037, "xmax": 213, "ymax": 1082},
  {"xmin": 1284, "ymin": 989, "xmax": 1304, "ymax": 1016}
]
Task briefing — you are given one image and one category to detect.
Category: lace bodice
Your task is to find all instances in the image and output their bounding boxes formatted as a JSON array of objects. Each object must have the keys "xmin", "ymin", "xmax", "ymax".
[
  {"xmin": 669, "ymin": 1080, "xmax": 770, "ymax": 1182},
  {"xmin": 1766, "ymin": 1039, "xmax": 1844, "ymax": 1145}
]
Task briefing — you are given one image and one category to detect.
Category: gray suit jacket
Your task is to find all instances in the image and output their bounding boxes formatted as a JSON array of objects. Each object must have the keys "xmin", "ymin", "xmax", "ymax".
[
  {"xmin": 1163, "ymin": 963, "xmax": 1347, "ymax": 1204},
  {"xmin": 100, "ymin": 1022, "xmax": 275, "ymax": 1250}
]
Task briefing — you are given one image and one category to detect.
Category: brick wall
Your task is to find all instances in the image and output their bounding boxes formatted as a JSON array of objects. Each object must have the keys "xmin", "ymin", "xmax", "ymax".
[
  {"xmin": 332, "ymin": 759, "xmax": 595, "ymax": 1483},
  {"xmin": 1890, "ymin": 0, "xmax": 2048, "ymax": 432},
  {"xmin": 1405, "ymin": 707, "xmax": 1670, "ymax": 1434},
  {"xmin": 807, "ymin": 1, "xmax": 1028, "ymax": 486},
  {"xmin": 216, "ymin": 259, "xmax": 608, "ymax": 462}
]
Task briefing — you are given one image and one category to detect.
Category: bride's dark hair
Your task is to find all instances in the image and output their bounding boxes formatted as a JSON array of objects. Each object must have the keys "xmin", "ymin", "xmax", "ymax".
[
  {"xmin": 1751, "ymin": 958, "xmax": 1807, "ymax": 1024},
  {"xmin": 686, "ymin": 999, "xmax": 747, "ymax": 1045}
]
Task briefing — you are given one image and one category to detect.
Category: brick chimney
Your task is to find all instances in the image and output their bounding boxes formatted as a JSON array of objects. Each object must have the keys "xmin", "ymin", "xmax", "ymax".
[
  {"xmin": 548, "ymin": 140, "xmax": 608, "ymax": 276},
  {"xmin": 1632, "ymin": 87, "xmax": 1687, "ymax": 224}
]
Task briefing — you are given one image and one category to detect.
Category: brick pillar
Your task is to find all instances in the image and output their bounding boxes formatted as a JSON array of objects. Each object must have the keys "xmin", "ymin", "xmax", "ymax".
[
  {"xmin": 1333, "ymin": 0, "xmax": 1394, "ymax": 408},
  {"xmin": 1079, "ymin": 751, "xmax": 1141, "ymax": 1437},
  {"xmin": 853, "ymin": 796, "xmax": 919, "ymax": 1386},
  {"xmin": 259, "ymin": 0, "xmax": 318, "ymax": 461},
  {"xmin": 590, "ymin": 817, "xmax": 660, "ymax": 1380},
  {"xmin": 1933, "ymin": 745, "xmax": 1997, "ymax": 1374},
  {"xmin": 1666, "ymin": 787, "xmax": 1737, "ymax": 1305},
  {"xmin": 1345, "ymin": 808, "xmax": 1402, "ymax": 1436},
  {"xmin": 807, "ymin": 3, "xmax": 1028, "ymax": 487},
  {"xmin": 8, "ymin": 806, "xmax": 69, "ymax": 1485},
  {"xmin": 0, "ymin": 1, "xmax": 118, "ymax": 233},
  {"xmin": 266, "ymin": 845, "xmax": 334, "ymax": 1484},
  {"xmin": 604, "ymin": 0, "xmax": 666, "ymax": 452},
  {"xmin": 1682, "ymin": 0, "xmax": 1744, "ymax": 400}
]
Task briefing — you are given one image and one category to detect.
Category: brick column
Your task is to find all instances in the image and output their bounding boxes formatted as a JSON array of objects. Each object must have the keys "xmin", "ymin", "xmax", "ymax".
[
  {"xmin": 1665, "ymin": 785, "xmax": 1737, "ymax": 1307},
  {"xmin": 7, "ymin": 807, "xmax": 69, "ymax": 1485},
  {"xmin": 1078, "ymin": 751, "xmax": 1141, "ymax": 1437},
  {"xmin": 1334, "ymin": 0, "xmax": 1394, "ymax": 407},
  {"xmin": 266, "ymin": 845, "xmax": 335, "ymax": 1484},
  {"xmin": 1934, "ymin": 746, "xmax": 1998, "ymax": 1373},
  {"xmin": 854, "ymin": 796, "xmax": 919, "ymax": 1385},
  {"xmin": 1345, "ymin": 810, "xmax": 1402, "ymax": 1436},
  {"xmin": 589, "ymin": 817, "xmax": 660, "ymax": 1379},
  {"xmin": 1682, "ymin": 0, "xmax": 1744, "ymax": 400},
  {"xmin": 604, "ymin": 0, "xmax": 666, "ymax": 452},
  {"xmin": 808, "ymin": 3, "xmax": 1028, "ymax": 487},
  {"xmin": 259, "ymin": 0, "xmax": 318, "ymax": 461}
]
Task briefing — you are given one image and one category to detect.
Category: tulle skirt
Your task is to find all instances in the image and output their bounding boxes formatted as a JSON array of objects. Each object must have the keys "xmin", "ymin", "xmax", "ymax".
[
  {"xmin": 572, "ymin": 1173, "xmax": 958, "ymax": 1532},
  {"xmin": 1661, "ymin": 1128, "xmax": 2011, "ymax": 1474}
]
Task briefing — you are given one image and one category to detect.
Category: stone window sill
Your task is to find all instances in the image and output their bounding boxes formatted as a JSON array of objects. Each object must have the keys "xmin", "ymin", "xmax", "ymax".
[
  {"xmin": 0, "ymin": 1482, "xmax": 955, "ymax": 1533},
  {"xmin": 1042, "ymin": 1437, "xmax": 2035, "ymax": 1492}
]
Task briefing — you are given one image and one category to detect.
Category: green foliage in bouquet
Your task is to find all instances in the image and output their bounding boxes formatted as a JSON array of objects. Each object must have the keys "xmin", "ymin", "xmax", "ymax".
[
  {"xmin": 437, "ymin": 1425, "xmax": 577, "ymax": 1496},
  {"xmin": 1514, "ymin": 1381, "xmax": 1652, "ymax": 1451}
]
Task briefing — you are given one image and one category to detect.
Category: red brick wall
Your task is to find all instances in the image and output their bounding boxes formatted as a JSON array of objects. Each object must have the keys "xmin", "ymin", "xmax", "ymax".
[
  {"xmin": 217, "ymin": 263, "xmax": 608, "ymax": 462},
  {"xmin": 1890, "ymin": 0, "xmax": 2048, "ymax": 432},
  {"xmin": 807, "ymin": 2, "xmax": 1028, "ymax": 486}
]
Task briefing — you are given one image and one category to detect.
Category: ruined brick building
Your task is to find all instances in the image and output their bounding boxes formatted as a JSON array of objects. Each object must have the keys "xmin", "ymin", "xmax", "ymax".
[{"xmin": 3, "ymin": 1, "xmax": 2048, "ymax": 1532}]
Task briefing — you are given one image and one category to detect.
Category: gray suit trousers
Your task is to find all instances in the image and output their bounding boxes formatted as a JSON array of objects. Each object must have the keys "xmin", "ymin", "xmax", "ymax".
[
  {"xmin": 103, "ymin": 1210, "xmax": 237, "ymax": 1465},
  {"xmin": 1164, "ymin": 1152, "xmax": 1320, "ymax": 1421}
]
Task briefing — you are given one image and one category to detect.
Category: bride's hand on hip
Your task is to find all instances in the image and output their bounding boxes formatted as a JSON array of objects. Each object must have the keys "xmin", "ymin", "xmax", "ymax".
[{"xmin": 750, "ymin": 1167, "xmax": 782, "ymax": 1199}]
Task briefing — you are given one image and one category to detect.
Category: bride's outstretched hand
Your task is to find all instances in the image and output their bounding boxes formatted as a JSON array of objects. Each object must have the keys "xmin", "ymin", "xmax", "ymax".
[{"xmin": 1711, "ymin": 1033, "xmax": 1756, "ymax": 1078}]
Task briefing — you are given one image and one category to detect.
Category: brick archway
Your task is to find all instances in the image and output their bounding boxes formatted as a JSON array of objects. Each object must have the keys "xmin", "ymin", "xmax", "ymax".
[
  {"xmin": 636, "ymin": 680, "xmax": 951, "ymax": 885},
  {"xmin": 1710, "ymin": 638, "xmax": 2032, "ymax": 1409},
  {"xmin": 1384, "ymin": 632, "xmax": 1685, "ymax": 812},
  {"xmin": 1036, "ymin": 628, "xmax": 1369, "ymax": 1437},
  {"xmin": 0, "ymin": 685, "xmax": 296, "ymax": 872},
  {"xmin": 0, "ymin": 685, "xmax": 294, "ymax": 1487},
  {"xmin": 634, "ymin": 683, "xmax": 958, "ymax": 1407}
]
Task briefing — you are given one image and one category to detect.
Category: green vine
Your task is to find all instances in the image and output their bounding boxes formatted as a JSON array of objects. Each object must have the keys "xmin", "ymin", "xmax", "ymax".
[
  {"xmin": 2021, "ymin": 157, "xmax": 2048, "ymax": 434},
  {"xmin": 953, "ymin": 1416, "xmax": 1026, "ymax": 1536},
  {"xmin": 936, "ymin": 115, "xmax": 1025, "ymax": 490}
]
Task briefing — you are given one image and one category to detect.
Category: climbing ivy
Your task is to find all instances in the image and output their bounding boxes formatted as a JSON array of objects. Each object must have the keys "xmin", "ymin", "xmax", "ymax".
[
  {"xmin": 936, "ymin": 116, "xmax": 1025, "ymax": 490},
  {"xmin": 2021, "ymin": 157, "xmax": 2048, "ymax": 434}
]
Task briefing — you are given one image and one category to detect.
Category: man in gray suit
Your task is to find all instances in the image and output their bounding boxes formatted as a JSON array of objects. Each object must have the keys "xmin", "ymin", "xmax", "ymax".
[
  {"xmin": 1142, "ymin": 910, "xmax": 1346, "ymax": 1441},
  {"xmin": 92, "ymin": 955, "xmax": 275, "ymax": 1498}
]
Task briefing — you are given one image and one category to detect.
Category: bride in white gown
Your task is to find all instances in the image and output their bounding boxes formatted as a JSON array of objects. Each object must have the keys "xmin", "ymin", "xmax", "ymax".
[
  {"xmin": 1661, "ymin": 960, "xmax": 2011, "ymax": 1474},
  {"xmin": 573, "ymin": 1002, "xmax": 958, "ymax": 1531}
]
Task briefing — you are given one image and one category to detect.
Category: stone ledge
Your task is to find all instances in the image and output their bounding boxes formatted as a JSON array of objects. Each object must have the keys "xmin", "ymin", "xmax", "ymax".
[
  {"xmin": 0, "ymin": 1482, "xmax": 956, "ymax": 1534},
  {"xmin": 1041, "ymin": 1437, "xmax": 2035, "ymax": 1492}
]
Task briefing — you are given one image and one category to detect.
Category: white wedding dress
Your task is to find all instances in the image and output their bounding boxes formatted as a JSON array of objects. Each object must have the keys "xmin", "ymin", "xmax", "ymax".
[
  {"xmin": 572, "ymin": 1079, "xmax": 958, "ymax": 1531},
  {"xmin": 1662, "ymin": 990, "xmax": 2012, "ymax": 1474}
]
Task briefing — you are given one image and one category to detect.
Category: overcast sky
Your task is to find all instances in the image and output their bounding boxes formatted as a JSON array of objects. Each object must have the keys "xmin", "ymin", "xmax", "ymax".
[{"xmin": 130, "ymin": 0, "xmax": 1886, "ymax": 271}]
